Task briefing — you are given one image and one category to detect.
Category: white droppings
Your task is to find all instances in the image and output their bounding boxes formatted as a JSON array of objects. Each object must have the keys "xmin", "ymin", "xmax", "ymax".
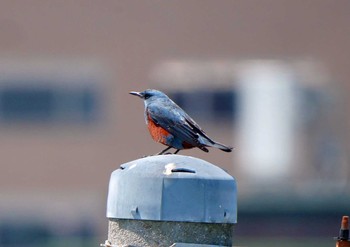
[{"xmin": 163, "ymin": 163, "xmax": 177, "ymax": 175}]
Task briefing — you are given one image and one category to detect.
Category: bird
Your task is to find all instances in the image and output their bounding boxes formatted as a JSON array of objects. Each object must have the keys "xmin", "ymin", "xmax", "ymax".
[{"xmin": 130, "ymin": 89, "xmax": 233, "ymax": 155}]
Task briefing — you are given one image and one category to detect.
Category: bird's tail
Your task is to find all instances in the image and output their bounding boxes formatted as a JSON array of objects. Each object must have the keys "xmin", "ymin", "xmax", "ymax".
[
  {"xmin": 208, "ymin": 141, "xmax": 233, "ymax": 152},
  {"xmin": 199, "ymin": 136, "xmax": 233, "ymax": 152}
]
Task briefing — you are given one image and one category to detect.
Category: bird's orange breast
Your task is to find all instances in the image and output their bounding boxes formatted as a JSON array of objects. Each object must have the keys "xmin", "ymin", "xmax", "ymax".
[{"xmin": 147, "ymin": 115, "xmax": 171, "ymax": 145}]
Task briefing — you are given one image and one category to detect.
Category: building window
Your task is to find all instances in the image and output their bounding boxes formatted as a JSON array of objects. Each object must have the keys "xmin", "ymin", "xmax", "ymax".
[
  {"xmin": 1, "ymin": 88, "xmax": 54, "ymax": 122},
  {"xmin": 0, "ymin": 84, "xmax": 99, "ymax": 124},
  {"xmin": 168, "ymin": 89, "xmax": 237, "ymax": 122}
]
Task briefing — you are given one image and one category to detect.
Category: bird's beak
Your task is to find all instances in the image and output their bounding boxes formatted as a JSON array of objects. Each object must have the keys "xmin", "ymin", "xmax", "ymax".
[{"xmin": 129, "ymin": 91, "xmax": 144, "ymax": 98}]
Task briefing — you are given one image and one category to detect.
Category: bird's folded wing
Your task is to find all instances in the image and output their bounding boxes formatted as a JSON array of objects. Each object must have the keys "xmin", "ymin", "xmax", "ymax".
[{"xmin": 146, "ymin": 105, "xmax": 202, "ymax": 145}]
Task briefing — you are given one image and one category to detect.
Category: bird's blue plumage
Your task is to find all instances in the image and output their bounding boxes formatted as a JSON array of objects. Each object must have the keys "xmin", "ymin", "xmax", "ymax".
[{"xmin": 130, "ymin": 89, "xmax": 233, "ymax": 154}]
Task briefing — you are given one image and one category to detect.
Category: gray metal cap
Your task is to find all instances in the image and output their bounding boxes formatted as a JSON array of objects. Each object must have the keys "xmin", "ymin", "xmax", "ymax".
[{"xmin": 107, "ymin": 155, "xmax": 237, "ymax": 223}]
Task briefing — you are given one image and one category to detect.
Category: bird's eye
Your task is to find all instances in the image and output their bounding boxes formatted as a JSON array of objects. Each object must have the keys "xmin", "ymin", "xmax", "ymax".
[{"xmin": 144, "ymin": 93, "xmax": 151, "ymax": 99}]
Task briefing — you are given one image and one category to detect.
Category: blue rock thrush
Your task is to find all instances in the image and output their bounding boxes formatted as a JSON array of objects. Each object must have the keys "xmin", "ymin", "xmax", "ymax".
[{"xmin": 130, "ymin": 89, "xmax": 233, "ymax": 155}]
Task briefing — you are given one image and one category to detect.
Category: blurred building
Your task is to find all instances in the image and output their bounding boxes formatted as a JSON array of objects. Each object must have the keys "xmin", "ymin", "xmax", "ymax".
[{"xmin": 0, "ymin": 1, "xmax": 349, "ymax": 246}]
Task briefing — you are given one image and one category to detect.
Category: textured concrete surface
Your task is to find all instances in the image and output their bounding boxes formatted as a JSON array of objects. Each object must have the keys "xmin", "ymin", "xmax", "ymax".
[{"xmin": 108, "ymin": 219, "xmax": 234, "ymax": 246}]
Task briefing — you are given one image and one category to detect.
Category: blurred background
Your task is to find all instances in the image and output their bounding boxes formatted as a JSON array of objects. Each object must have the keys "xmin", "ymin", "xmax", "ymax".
[{"xmin": 0, "ymin": 1, "xmax": 349, "ymax": 246}]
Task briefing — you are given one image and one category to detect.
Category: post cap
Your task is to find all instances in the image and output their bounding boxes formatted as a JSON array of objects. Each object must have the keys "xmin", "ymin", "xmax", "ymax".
[{"xmin": 107, "ymin": 155, "xmax": 237, "ymax": 224}]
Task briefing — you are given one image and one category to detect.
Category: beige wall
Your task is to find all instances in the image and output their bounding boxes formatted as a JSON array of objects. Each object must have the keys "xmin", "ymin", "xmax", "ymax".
[{"xmin": 0, "ymin": 0, "xmax": 349, "ymax": 236}]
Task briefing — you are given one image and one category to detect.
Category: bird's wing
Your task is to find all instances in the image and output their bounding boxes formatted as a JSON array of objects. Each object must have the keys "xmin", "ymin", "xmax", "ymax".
[
  {"xmin": 146, "ymin": 103, "xmax": 204, "ymax": 146},
  {"xmin": 182, "ymin": 112, "xmax": 216, "ymax": 144}
]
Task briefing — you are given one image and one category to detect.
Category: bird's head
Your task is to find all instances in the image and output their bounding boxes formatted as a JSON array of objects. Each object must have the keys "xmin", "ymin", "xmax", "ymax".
[{"xmin": 129, "ymin": 89, "xmax": 168, "ymax": 102}]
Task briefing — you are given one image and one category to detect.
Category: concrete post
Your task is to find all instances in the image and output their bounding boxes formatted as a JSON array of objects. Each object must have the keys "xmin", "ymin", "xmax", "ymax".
[{"xmin": 105, "ymin": 155, "xmax": 237, "ymax": 247}]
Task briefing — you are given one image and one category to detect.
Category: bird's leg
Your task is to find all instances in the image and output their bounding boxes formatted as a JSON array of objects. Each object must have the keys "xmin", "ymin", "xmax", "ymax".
[
  {"xmin": 173, "ymin": 149, "xmax": 180, "ymax": 154},
  {"xmin": 157, "ymin": 146, "xmax": 172, "ymax": 155}
]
